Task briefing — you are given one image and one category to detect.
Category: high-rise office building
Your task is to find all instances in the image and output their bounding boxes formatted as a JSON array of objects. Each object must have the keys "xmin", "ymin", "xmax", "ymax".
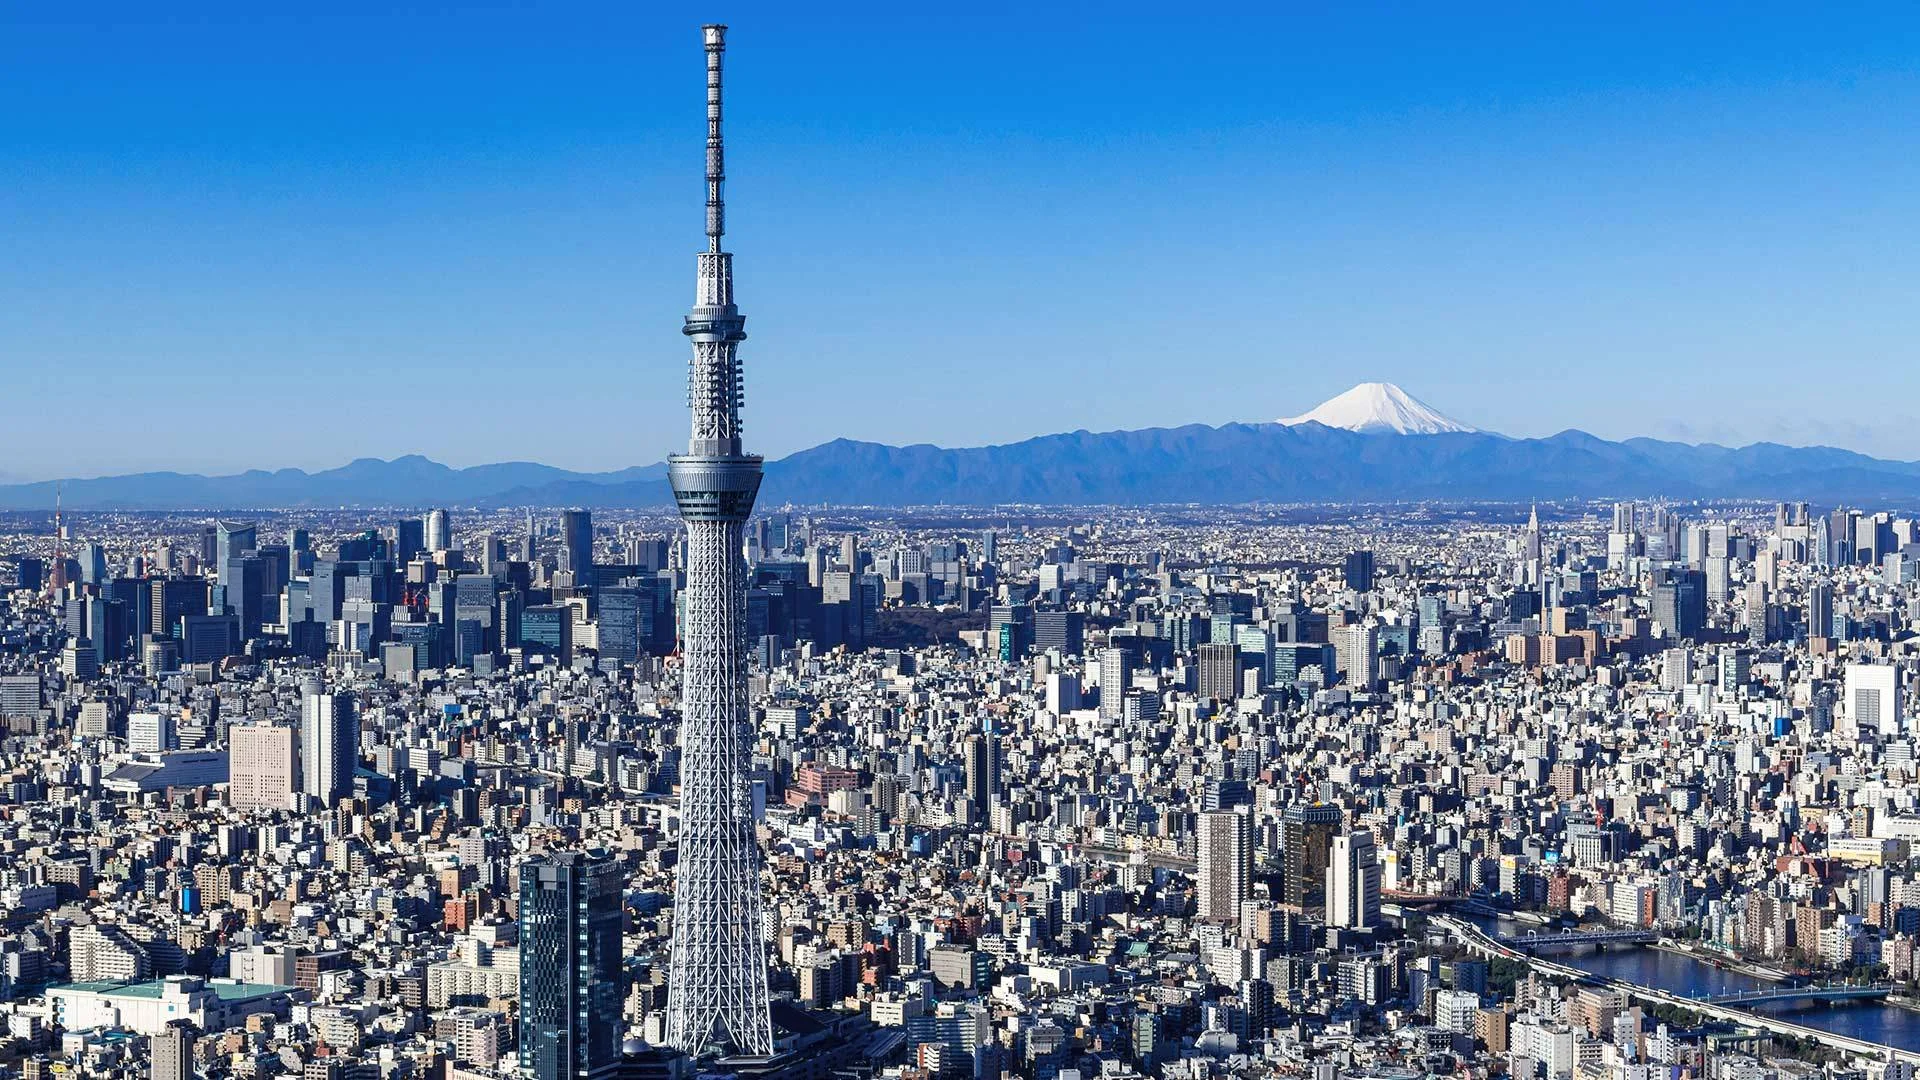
[
  {"xmin": 1846, "ymin": 663, "xmax": 1902, "ymax": 738},
  {"xmin": 1334, "ymin": 623, "xmax": 1379, "ymax": 690},
  {"xmin": 215, "ymin": 522, "xmax": 258, "ymax": 634},
  {"xmin": 1343, "ymin": 550, "xmax": 1375, "ymax": 592},
  {"xmin": 662, "ymin": 25, "xmax": 773, "ymax": 1057},
  {"xmin": 230, "ymin": 723, "xmax": 298, "ymax": 811},
  {"xmin": 300, "ymin": 689, "xmax": 357, "ymax": 808},
  {"xmin": 964, "ymin": 728, "xmax": 999, "ymax": 816},
  {"xmin": 1327, "ymin": 830, "xmax": 1382, "ymax": 929},
  {"xmin": 521, "ymin": 604, "xmax": 575, "ymax": 665},
  {"xmin": 1612, "ymin": 501, "xmax": 1638, "ymax": 535},
  {"xmin": 1196, "ymin": 810, "xmax": 1250, "ymax": 922},
  {"xmin": 0, "ymin": 676, "xmax": 42, "ymax": 717},
  {"xmin": 1807, "ymin": 579, "xmax": 1834, "ymax": 640},
  {"xmin": 1031, "ymin": 609, "xmax": 1085, "ymax": 657},
  {"xmin": 395, "ymin": 517, "xmax": 426, "ymax": 563},
  {"xmin": 1196, "ymin": 642, "xmax": 1240, "ymax": 701},
  {"xmin": 519, "ymin": 852, "xmax": 626, "ymax": 1079},
  {"xmin": 215, "ymin": 521, "xmax": 255, "ymax": 566},
  {"xmin": 1652, "ymin": 568, "xmax": 1707, "ymax": 642},
  {"xmin": 223, "ymin": 554, "xmax": 267, "ymax": 636},
  {"xmin": 425, "ymin": 508, "xmax": 451, "ymax": 553},
  {"xmin": 453, "ymin": 574, "xmax": 499, "ymax": 658},
  {"xmin": 598, "ymin": 586, "xmax": 643, "ymax": 663},
  {"xmin": 1282, "ymin": 804, "xmax": 1342, "ymax": 908},
  {"xmin": 1097, "ymin": 646, "xmax": 1134, "ymax": 722},
  {"xmin": 81, "ymin": 542, "xmax": 106, "ymax": 586},
  {"xmin": 560, "ymin": 509, "xmax": 594, "ymax": 583},
  {"xmin": 988, "ymin": 603, "xmax": 1032, "ymax": 661}
]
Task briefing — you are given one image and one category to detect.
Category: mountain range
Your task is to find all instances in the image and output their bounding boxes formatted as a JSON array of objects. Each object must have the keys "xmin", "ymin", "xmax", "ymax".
[{"xmin": 6, "ymin": 384, "xmax": 1920, "ymax": 509}]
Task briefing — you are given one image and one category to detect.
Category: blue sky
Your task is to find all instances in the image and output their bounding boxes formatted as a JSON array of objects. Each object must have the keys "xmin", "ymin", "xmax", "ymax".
[{"xmin": 4, "ymin": 3, "xmax": 1919, "ymax": 481}]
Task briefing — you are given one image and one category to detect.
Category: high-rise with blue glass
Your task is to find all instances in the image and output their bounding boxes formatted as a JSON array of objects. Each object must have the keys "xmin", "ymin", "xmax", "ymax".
[{"xmin": 518, "ymin": 851, "xmax": 626, "ymax": 1079}]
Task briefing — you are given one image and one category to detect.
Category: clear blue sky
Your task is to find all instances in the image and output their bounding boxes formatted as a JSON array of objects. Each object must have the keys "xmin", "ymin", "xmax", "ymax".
[{"xmin": 4, "ymin": 3, "xmax": 1919, "ymax": 482}]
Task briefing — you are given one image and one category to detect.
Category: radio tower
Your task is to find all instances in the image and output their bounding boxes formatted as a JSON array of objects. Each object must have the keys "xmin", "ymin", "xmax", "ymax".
[
  {"xmin": 663, "ymin": 24, "xmax": 773, "ymax": 1058},
  {"xmin": 47, "ymin": 482, "xmax": 67, "ymax": 595}
]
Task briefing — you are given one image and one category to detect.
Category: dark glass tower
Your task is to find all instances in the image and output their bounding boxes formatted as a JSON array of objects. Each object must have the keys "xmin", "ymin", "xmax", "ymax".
[
  {"xmin": 518, "ymin": 852, "xmax": 627, "ymax": 1079},
  {"xmin": 1281, "ymin": 803, "xmax": 1343, "ymax": 908},
  {"xmin": 561, "ymin": 508, "xmax": 594, "ymax": 583}
]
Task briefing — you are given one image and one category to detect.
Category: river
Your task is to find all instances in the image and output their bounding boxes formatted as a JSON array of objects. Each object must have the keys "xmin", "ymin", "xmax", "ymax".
[{"xmin": 1464, "ymin": 913, "xmax": 1920, "ymax": 1051}]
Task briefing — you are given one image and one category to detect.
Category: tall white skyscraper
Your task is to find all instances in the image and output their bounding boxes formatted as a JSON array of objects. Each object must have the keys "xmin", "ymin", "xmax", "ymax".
[
  {"xmin": 1327, "ymin": 830, "xmax": 1381, "ymax": 929},
  {"xmin": 1335, "ymin": 623, "xmax": 1378, "ymax": 691},
  {"xmin": 1845, "ymin": 663, "xmax": 1902, "ymax": 738},
  {"xmin": 1196, "ymin": 811, "xmax": 1250, "ymax": 923},
  {"xmin": 1659, "ymin": 648, "xmax": 1692, "ymax": 692},
  {"xmin": 301, "ymin": 689, "xmax": 357, "ymax": 808},
  {"xmin": 1097, "ymin": 646, "xmax": 1132, "ymax": 721},
  {"xmin": 425, "ymin": 508, "xmax": 451, "ymax": 553}
]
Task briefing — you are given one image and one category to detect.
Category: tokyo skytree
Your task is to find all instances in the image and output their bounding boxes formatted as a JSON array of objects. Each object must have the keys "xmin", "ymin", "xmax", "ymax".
[{"xmin": 662, "ymin": 24, "xmax": 774, "ymax": 1058}]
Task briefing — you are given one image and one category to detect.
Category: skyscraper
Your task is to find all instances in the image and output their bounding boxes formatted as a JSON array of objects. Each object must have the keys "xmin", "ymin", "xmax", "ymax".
[
  {"xmin": 425, "ymin": 508, "xmax": 451, "ymax": 554},
  {"xmin": 300, "ymin": 689, "xmax": 357, "ymax": 808},
  {"xmin": 1846, "ymin": 663, "xmax": 1902, "ymax": 738},
  {"xmin": 1343, "ymin": 549, "xmax": 1375, "ymax": 593},
  {"xmin": 1327, "ymin": 830, "xmax": 1381, "ymax": 929},
  {"xmin": 215, "ymin": 521, "xmax": 256, "ymax": 566},
  {"xmin": 81, "ymin": 542, "xmax": 106, "ymax": 586},
  {"xmin": 1807, "ymin": 578, "xmax": 1834, "ymax": 640},
  {"xmin": 215, "ymin": 521, "xmax": 259, "ymax": 633},
  {"xmin": 662, "ymin": 24, "xmax": 774, "ymax": 1058},
  {"xmin": 1281, "ymin": 803, "xmax": 1342, "ymax": 908},
  {"xmin": 1097, "ymin": 646, "xmax": 1134, "ymax": 722},
  {"xmin": 519, "ymin": 852, "xmax": 626, "ymax": 1079},
  {"xmin": 395, "ymin": 517, "xmax": 426, "ymax": 563},
  {"xmin": 1196, "ymin": 642, "xmax": 1240, "ymax": 701},
  {"xmin": 1334, "ymin": 622, "xmax": 1378, "ymax": 690},
  {"xmin": 964, "ymin": 728, "xmax": 999, "ymax": 818},
  {"xmin": 1196, "ymin": 810, "xmax": 1250, "ymax": 922},
  {"xmin": 560, "ymin": 509, "xmax": 594, "ymax": 583},
  {"xmin": 1652, "ymin": 567, "xmax": 1707, "ymax": 642}
]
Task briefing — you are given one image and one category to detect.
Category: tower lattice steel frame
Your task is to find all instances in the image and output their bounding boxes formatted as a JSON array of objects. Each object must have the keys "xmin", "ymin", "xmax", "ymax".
[{"xmin": 662, "ymin": 23, "xmax": 774, "ymax": 1059}]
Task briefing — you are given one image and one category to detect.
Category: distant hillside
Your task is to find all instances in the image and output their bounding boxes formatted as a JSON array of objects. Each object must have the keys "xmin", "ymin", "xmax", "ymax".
[
  {"xmin": 753, "ymin": 425, "xmax": 1920, "ymax": 505},
  {"xmin": 0, "ymin": 455, "xmax": 668, "ymax": 511},
  {"xmin": 6, "ymin": 426, "xmax": 1920, "ymax": 510}
]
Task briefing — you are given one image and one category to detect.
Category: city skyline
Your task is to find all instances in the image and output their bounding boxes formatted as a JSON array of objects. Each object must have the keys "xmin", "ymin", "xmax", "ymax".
[
  {"xmin": 7, "ymin": 4, "xmax": 1920, "ymax": 480},
  {"xmin": 12, "ymin": 10, "xmax": 1920, "ymax": 1079}
]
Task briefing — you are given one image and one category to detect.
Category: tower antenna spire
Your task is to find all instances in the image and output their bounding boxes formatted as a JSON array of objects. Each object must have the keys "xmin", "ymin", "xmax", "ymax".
[
  {"xmin": 704, "ymin": 23, "xmax": 727, "ymax": 252},
  {"xmin": 48, "ymin": 481, "xmax": 65, "ymax": 596}
]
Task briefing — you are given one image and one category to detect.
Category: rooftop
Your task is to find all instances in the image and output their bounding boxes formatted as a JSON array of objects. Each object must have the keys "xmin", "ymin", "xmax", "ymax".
[{"xmin": 48, "ymin": 979, "xmax": 297, "ymax": 1002}]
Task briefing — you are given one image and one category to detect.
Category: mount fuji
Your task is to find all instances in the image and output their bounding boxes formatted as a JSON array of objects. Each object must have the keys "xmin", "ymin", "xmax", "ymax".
[{"xmin": 1278, "ymin": 382, "xmax": 1478, "ymax": 435}]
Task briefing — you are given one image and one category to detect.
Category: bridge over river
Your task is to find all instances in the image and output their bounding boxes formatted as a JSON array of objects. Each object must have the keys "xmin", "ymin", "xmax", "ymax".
[{"xmin": 1434, "ymin": 913, "xmax": 1920, "ymax": 1065}]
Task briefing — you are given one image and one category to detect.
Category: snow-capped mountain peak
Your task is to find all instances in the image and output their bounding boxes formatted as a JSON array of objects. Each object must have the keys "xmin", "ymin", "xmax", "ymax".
[{"xmin": 1277, "ymin": 382, "xmax": 1476, "ymax": 435}]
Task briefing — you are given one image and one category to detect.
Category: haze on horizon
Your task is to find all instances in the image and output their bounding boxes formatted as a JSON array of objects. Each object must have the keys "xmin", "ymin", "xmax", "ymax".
[{"xmin": 5, "ymin": 2, "xmax": 1920, "ymax": 484}]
